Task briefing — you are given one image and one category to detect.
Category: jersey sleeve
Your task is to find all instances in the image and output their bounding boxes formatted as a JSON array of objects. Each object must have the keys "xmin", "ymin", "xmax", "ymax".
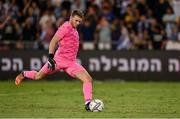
[{"xmin": 54, "ymin": 23, "xmax": 68, "ymax": 39}]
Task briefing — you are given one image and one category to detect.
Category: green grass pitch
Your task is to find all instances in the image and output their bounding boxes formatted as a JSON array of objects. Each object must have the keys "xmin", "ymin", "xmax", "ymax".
[{"xmin": 0, "ymin": 80, "xmax": 180, "ymax": 118}]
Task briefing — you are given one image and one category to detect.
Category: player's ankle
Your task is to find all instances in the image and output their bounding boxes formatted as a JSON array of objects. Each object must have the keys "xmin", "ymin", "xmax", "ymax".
[
  {"xmin": 85, "ymin": 99, "xmax": 91, "ymax": 105},
  {"xmin": 21, "ymin": 71, "xmax": 25, "ymax": 77},
  {"xmin": 85, "ymin": 101, "xmax": 91, "ymax": 111}
]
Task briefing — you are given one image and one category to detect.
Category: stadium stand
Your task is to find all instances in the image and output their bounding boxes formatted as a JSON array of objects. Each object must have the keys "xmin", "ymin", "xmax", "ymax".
[{"xmin": 0, "ymin": 0, "xmax": 179, "ymax": 50}]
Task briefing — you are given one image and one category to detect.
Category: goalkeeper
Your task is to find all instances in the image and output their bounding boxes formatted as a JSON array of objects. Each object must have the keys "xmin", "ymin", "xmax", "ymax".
[{"xmin": 15, "ymin": 10, "xmax": 92, "ymax": 111}]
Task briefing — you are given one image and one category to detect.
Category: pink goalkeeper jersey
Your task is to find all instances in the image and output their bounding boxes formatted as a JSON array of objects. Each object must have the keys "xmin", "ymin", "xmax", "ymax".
[{"xmin": 54, "ymin": 21, "xmax": 79, "ymax": 61}]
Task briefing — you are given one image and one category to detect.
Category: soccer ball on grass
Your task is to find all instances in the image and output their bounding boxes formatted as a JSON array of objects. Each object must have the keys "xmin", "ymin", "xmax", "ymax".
[{"xmin": 89, "ymin": 99, "xmax": 104, "ymax": 112}]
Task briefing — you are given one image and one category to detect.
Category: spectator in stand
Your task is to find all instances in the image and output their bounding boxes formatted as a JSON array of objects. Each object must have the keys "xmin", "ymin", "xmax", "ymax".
[
  {"xmin": 71, "ymin": 0, "xmax": 86, "ymax": 11},
  {"xmin": 169, "ymin": 26, "xmax": 179, "ymax": 42},
  {"xmin": 170, "ymin": 0, "xmax": 180, "ymax": 17},
  {"xmin": 22, "ymin": 17, "xmax": 36, "ymax": 41},
  {"xmin": 96, "ymin": 16, "xmax": 111, "ymax": 50},
  {"xmin": 149, "ymin": 18, "xmax": 167, "ymax": 50},
  {"xmin": 123, "ymin": 4, "xmax": 137, "ymax": 32},
  {"xmin": 31, "ymin": 2, "xmax": 41, "ymax": 21},
  {"xmin": 155, "ymin": 0, "xmax": 170, "ymax": 23},
  {"xmin": 111, "ymin": 18, "xmax": 121, "ymax": 49},
  {"xmin": 137, "ymin": 15, "xmax": 150, "ymax": 33},
  {"xmin": 4, "ymin": 17, "xmax": 20, "ymax": 41},
  {"xmin": 162, "ymin": 7, "xmax": 176, "ymax": 40},
  {"xmin": 39, "ymin": 10, "xmax": 56, "ymax": 49},
  {"xmin": 136, "ymin": 0, "xmax": 148, "ymax": 16},
  {"xmin": 130, "ymin": 30, "xmax": 151, "ymax": 50},
  {"xmin": 100, "ymin": 0, "xmax": 115, "ymax": 23},
  {"xmin": 40, "ymin": 18, "xmax": 55, "ymax": 49},
  {"xmin": 117, "ymin": 23, "xmax": 132, "ymax": 50},
  {"xmin": 51, "ymin": 0, "xmax": 61, "ymax": 18},
  {"xmin": 80, "ymin": 5, "xmax": 98, "ymax": 50}
]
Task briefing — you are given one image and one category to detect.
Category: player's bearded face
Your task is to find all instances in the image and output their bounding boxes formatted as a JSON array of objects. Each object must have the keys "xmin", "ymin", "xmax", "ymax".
[{"xmin": 70, "ymin": 15, "xmax": 82, "ymax": 28}]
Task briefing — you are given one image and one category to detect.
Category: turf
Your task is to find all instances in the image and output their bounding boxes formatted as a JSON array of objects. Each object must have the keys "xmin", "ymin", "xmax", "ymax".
[{"xmin": 0, "ymin": 80, "xmax": 180, "ymax": 118}]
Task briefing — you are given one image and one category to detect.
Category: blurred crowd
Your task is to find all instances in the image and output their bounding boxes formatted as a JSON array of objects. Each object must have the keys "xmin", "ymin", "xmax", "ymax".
[{"xmin": 0, "ymin": 0, "xmax": 180, "ymax": 51}]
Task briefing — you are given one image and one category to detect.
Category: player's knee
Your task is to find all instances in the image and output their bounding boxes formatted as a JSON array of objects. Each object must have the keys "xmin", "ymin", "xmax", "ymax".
[
  {"xmin": 84, "ymin": 77, "xmax": 93, "ymax": 83},
  {"xmin": 34, "ymin": 74, "xmax": 43, "ymax": 80},
  {"xmin": 89, "ymin": 77, "xmax": 93, "ymax": 82}
]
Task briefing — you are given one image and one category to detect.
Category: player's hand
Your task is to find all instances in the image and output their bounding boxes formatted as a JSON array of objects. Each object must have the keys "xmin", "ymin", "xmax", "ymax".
[{"xmin": 47, "ymin": 54, "xmax": 56, "ymax": 71}]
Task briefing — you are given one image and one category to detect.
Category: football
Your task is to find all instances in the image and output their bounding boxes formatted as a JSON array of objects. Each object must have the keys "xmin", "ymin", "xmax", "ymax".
[{"xmin": 89, "ymin": 99, "xmax": 104, "ymax": 112}]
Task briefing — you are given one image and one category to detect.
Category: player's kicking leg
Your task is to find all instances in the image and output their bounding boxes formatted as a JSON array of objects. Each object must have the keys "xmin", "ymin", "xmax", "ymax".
[
  {"xmin": 15, "ymin": 63, "xmax": 52, "ymax": 85},
  {"xmin": 15, "ymin": 70, "xmax": 47, "ymax": 85}
]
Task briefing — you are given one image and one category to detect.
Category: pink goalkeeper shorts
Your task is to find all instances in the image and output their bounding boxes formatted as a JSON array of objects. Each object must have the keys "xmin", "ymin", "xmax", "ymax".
[{"xmin": 40, "ymin": 58, "xmax": 86, "ymax": 77}]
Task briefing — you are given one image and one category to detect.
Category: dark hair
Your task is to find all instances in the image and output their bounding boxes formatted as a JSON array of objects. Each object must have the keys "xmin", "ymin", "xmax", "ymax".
[{"xmin": 71, "ymin": 10, "xmax": 84, "ymax": 18}]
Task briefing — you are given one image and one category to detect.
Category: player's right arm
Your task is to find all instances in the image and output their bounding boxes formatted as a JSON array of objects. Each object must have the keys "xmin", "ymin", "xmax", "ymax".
[
  {"xmin": 49, "ymin": 22, "xmax": 67, "ymax": 54},
  {"xmin": 47, "ymin": 23, "xmax": 67, "ymax": 70},
  {"xmin": 48, "ymin": 35, "xmax": 61, "ymax": 71},
  {"xmin": 49, "ymin": 35, "xmax": 61, "ymax": 54}
]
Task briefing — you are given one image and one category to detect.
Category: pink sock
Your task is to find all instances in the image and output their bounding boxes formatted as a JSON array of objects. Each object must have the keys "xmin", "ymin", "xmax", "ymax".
[
  {"xmin": 23, "ymin": 71, "xmax": 37, "ymax": 80},
  {"xmin": 83, "ymin": 82, "xmax": 92, "ymax": 103}
]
